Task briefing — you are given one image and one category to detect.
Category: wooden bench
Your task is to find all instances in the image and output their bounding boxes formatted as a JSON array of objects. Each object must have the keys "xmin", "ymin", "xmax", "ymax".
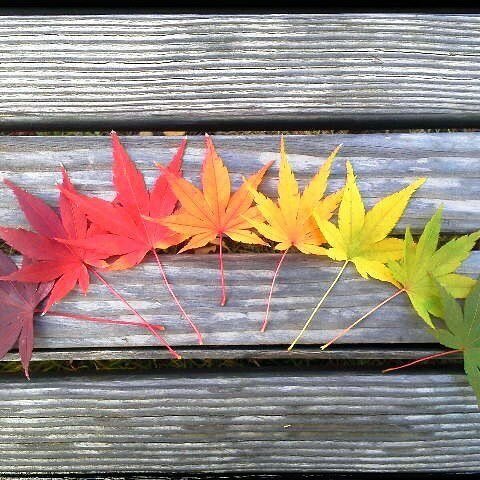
[{"xmin": 1, "ymin": 13, "xmax": 480, "ymax": 475}]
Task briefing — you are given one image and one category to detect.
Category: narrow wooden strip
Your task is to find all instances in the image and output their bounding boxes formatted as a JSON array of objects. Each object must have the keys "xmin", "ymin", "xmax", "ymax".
[
  {"xmin": 0, "ymin": 15, "xmax": 480, "ymax": 128},
  {"xmin": 0, "ymin": 371, "xmax": 478, "ymax": 472},
  {"xmin": 0, "ymin": 346, "xmax": 462, "ymax": 362}
]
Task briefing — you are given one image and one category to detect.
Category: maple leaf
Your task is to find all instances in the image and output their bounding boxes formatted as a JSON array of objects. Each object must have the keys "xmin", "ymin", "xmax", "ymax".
[
  {"xmin": 321, "ymin": 207, "xmax": 480, "ymax": 350},
  {"xmin": 245, "ymin": 136, "xmax": 342, "ymax": 331},
  {"xmin": 384, "ymin": 278, "xmax": 480, "ymax": 407},
  {"xmin": 288, "ymin": 161, "xmax": 425, "ymax": 351},
  {"xmin": 57, "ymin": 132, "xmax": 203, "ymax": 345},
  {"xmin": 387, "ymin": 208, "xmax": 480, "ymax": 326},
  {"xmin": 148, "ymin": 134, "xmax": 272, "ymax": 306},
  {"xmin": 431, "ymin": 279, "xmax": 480, "ymax": 405},
  {"xmin": 0, "ymin": 251, "xmax": 52, "ymax": 378},
  {"xmin": 0, "ymin": 172, "xmax": 109, "ymax": 311},
  {"xmin": 0, "ymin": 171, "xmax": 181, "ymax": 359},
  {"xmin": 0, "ymin": 251, "xmax": 164, "ymax": 378},
  {"xmin": 59, "ymin": 132, "xmax": 185, "ymax": 270}
]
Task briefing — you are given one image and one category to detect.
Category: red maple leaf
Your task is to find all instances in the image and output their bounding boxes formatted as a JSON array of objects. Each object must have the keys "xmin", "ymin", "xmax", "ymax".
[
  {"xmin": 57, "ymin": 132, "xmax": 202, "ymax": 344},
  {"xmin": 0, "ymin": 171, "xmax": 110, "ymax": 311}
]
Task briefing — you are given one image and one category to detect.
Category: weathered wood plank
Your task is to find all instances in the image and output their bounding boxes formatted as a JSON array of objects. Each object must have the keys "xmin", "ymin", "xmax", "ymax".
[
  {"xmin": 0, "ymin": 370, "xmax": 479, "ymax": 472},
  {"xmin": 0, "ymin": 15, "xmax": 480, "ymax": 128},
  {"xmin": 1, "ymin": 133, "xmax": 479, "ymax": 233},
  {"xmin": 1, "ymin": 252, "xmax": 477, "ymax": 352}
]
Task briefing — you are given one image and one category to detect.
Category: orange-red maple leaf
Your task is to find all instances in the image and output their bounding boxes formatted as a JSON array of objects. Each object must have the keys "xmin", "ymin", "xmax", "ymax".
[
  {"xmin": 57, "ymin": 132, "xmax": 203, "ymax": 345},
  {"xmin": 58, "ymin": 132, "xmax": 185, "ymax": 270}
]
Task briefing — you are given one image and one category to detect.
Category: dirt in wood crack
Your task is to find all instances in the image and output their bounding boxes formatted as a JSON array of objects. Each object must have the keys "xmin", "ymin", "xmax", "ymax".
[{"xmin": 0, "ymin": 356, "xmax": 464, "ymax": 376}]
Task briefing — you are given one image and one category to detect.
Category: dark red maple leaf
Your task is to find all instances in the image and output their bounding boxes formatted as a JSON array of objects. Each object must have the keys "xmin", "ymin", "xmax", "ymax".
[
  {"xmin": 0, "ymin": 251, "xmax": 52, "ymax": 378},
  {"xmin": 0, "ymin": 250, "xmax": 166, "ymax": 378},
  {"xmin": 57, "ymin": 132, "xmax": 202, "ymax": 344}
]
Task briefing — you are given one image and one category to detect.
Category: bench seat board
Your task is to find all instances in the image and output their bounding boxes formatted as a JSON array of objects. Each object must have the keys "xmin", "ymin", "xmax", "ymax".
[
  {"xmin": 1, "ymin": 133, "xmax": 479, "ymax": 232},
  {"xmin": 0, "ymin": 370, "xmax": 479, "ymax": 472},
  {"xmin": 1, "ymin": 252, "xmax": 476, "ymax": 354},
  {"xmin": 0, "ymin": 133, "xmax": 478, "ymax": 356},
  {"xmin": 0, "ymin": 15, "xmax": 480, "ymax": 128}
]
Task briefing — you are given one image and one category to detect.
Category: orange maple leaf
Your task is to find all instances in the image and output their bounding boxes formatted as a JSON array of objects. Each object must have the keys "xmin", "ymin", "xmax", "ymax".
[{"xmin": 146, "ymin": 134, "xmax": 273, "ymax": 306}]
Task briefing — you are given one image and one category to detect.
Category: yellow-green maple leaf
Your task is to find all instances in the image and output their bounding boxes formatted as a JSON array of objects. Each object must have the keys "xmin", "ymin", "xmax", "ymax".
[
  {"xmin": 388, "ymin": 207, "xmax": 480, "ymax": 327},
  {"xmin": 315, "ymin": 161, "xmax": 425, "ymax": 284},
  {"xmin": 288, "ymin": 161, "xmax": 425, "ymax": 351}
]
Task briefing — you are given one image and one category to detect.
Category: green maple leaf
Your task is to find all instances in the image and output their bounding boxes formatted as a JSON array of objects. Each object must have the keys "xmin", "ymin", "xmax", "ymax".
[
  {"xmin": 388, "ymin": 207, "xmax": 480, "ymax": 327},
  {"xmin": 431, "ymin": 278, "xmax": 480, "ymax": 406}
]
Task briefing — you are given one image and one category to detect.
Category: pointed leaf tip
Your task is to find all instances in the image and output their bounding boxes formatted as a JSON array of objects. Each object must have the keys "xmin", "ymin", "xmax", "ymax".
[{"xmin": 345, "ymin": 160, "xmax": 355, "ymax": 176}]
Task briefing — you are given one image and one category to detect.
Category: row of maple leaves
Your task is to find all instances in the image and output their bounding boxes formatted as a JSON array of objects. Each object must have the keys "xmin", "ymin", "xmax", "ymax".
[{"xmin": 0, "ymin": 133, "xmax": 479, "ymax": 405}]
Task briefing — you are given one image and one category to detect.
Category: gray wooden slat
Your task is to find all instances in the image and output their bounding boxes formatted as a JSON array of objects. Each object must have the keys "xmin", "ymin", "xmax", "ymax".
[
  {"xmin": 1, "ymin": 252, "xmax": 477, "ymax": 352},
  {"xmin": 0, "ymin": 370, "xmax": 479, "ymax": 472},
  {"xmin": 0, "ymin": 14, "xmax": 479, "ymax": 127},
  {"xmin": 1, "ymin": 133, "xmax": 479, "ymax": 233}
]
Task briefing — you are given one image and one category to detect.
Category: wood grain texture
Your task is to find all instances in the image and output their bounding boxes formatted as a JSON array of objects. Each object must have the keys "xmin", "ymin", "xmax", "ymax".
[
  {"xmin": 0, "ymin": 370, "xmax": 479, "ymax": 472},
  {"xmin": 1, "ymin": 252, "xmax": 476, "ymax": 353},
  {"xmin": 0, "ymin": 14, "xmax": 480, "ymax": 128},
  {"xmin": 1, "ymin": 133, "xmax": 479, "ymax": 232},
  {"xmin": 0, "ymin": 133, "xmax": 478, "ymax": 356}
]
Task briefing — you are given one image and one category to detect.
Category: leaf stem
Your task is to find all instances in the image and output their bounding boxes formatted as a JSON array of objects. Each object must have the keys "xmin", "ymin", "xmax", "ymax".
[
  {"xmin": 288, "ymin": 260, "xmax": 349, "ymax": 352},
  {"xmin": 382, "ymin": 349, "xmax": 463, "ymax": 373},
  {"xmin": 89, "ymin": 267, "xmax": 181, "ymax": 359},
  {"xmin": 261, "ymin": 248, "xmax": 289, "ymax": 333},
  {"xmin": 321, "ymin": 288, "xmax": 406, "ymax": 351},
  {"xmin": 36, "ymin": 309, "xmax": 165, "ymax": 331},
  {"xmin": 152, "ymin": 248, "xmax": 203, "ymax": 345},
  {"xmin": 219, "ymin": 233, "xmax": 227, "ymax": 307}
]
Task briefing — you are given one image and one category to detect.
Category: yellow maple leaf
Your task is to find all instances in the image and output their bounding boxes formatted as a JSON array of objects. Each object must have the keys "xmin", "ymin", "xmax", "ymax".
[
  {"xmin": 246, "ymin": 137, "xmax": 342, "ymax": 331},
  {"xmin": 288, "ymin": 161, "xmax": 426, "ymax": 350}
]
